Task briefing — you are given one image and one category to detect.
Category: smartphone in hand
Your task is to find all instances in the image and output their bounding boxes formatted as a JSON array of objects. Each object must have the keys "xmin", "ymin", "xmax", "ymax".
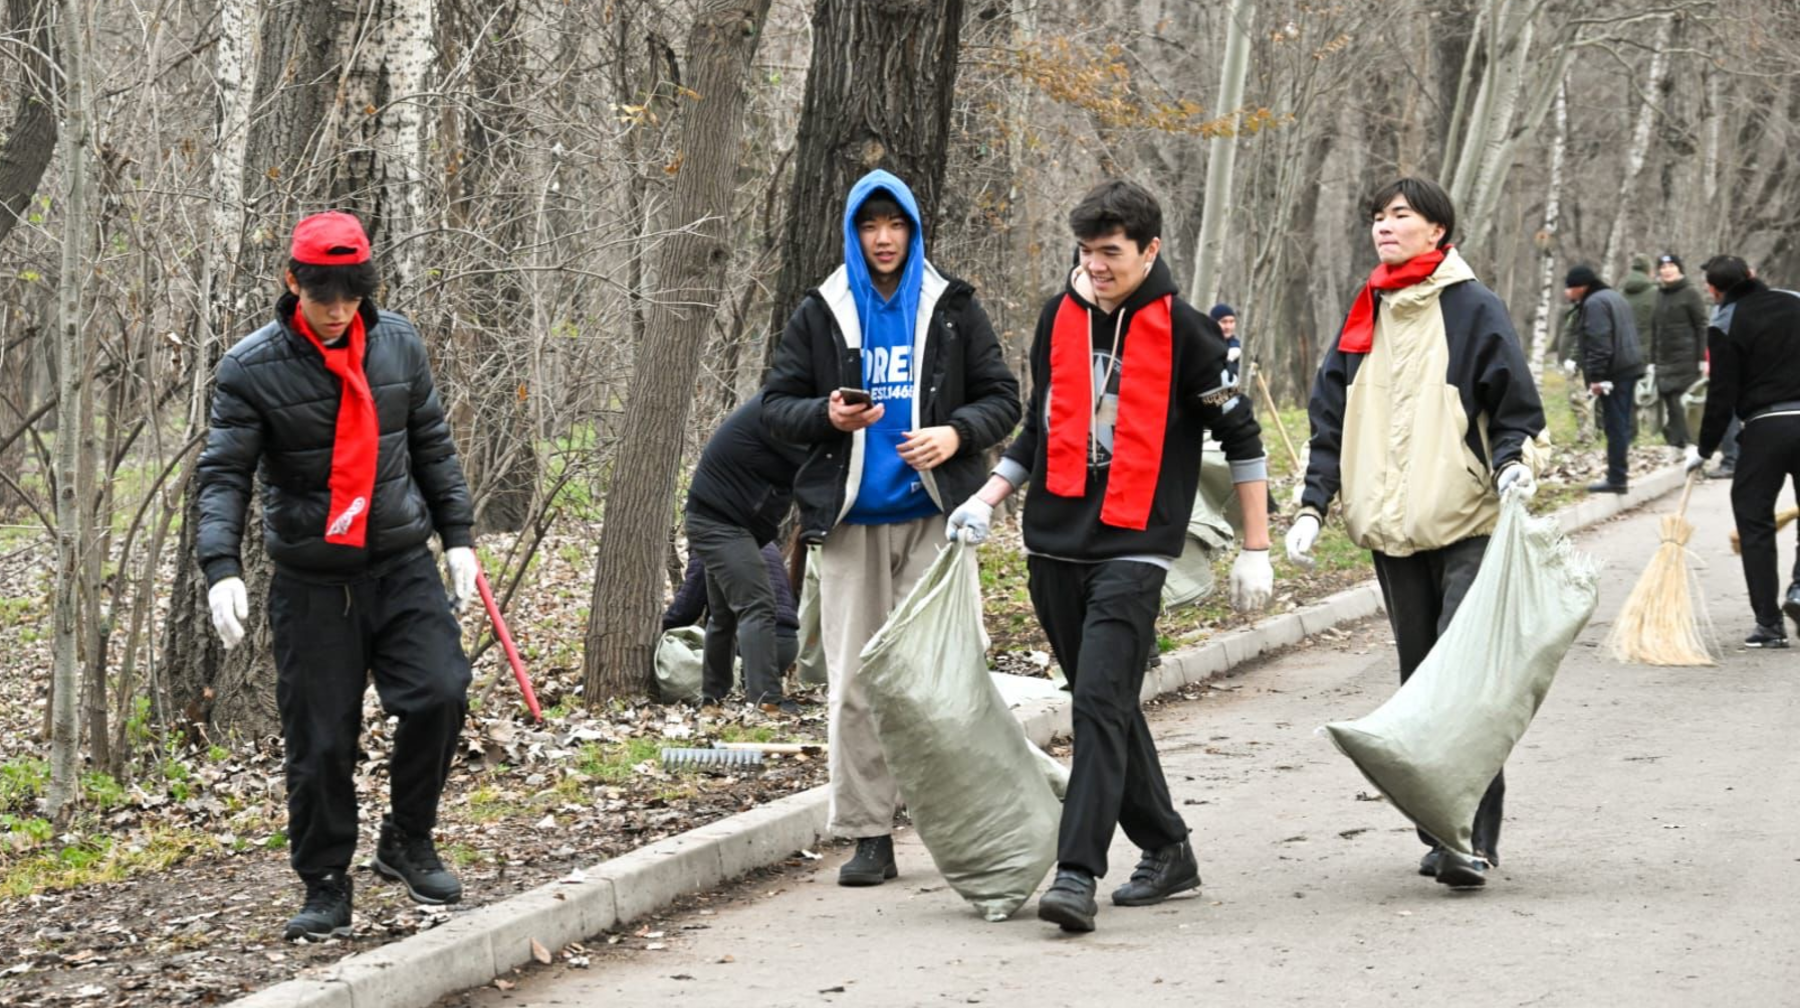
[{"xmin": 835, "ymin": 387, "xmax": 872, "ymax": 407}]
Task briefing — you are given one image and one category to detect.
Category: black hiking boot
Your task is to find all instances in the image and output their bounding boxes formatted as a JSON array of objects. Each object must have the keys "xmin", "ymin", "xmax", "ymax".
[
  {"xmin": 1418, "ymin": 846, "xmax": 1444, "ymax": 877},
  {"xmin": 373, "ymin": 818, "xmax": 463, "ymax": 904},
  {"xmin": 1110, "ymin": 838, "xmax": 1202, "ymax": 906},
  {"xmin": 1037, "ymin": 868, "xmax": 1098, "ymax": 932},
  {"xmin": 283, "ymin": 871, "xmax": 353, "ymax": 941},
  {"xmin": 1745, "ymin": 624, "xmax": 1790, "ymax": 649},
  {"xmin": 837, "ymin": 835, "xmax": 897, "ymax": 886}
]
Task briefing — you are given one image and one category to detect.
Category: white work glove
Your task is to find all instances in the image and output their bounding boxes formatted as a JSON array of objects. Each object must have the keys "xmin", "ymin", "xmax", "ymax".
[
  {"xmin": 446, "ymin": 546, "xmax": 479, "ymax": 608},
  {"xmin": 1561, "ymin": 359, "xmax": 1578, "ymax": 376},
  {"xmin": 945, "ymin": 496, "xmax": 993, "ymax": 544},
  {"xmin": 1495, "ymin": 462, "xmax": 1536, "ymax": 500},
  {"xmin": 1285, "ymin": 514, "xmax": 1320, "ymax": 570},
  {"xmin": 208, "ymin": 577, "xmax": 248, "ymax": 650},
  {"xmin": 1683, "ymin": 445, "xmax": 1706, "ymax": 474},
  {"xmin": 1228, "ymin": 548, "xmax": 1273, "ymax": 612},
  {"xmin": 1226, "ymin": 346, "xmax": 1242, "ymax": 363},
  {"xmin": 1598, "ymin": 380, "xmax": 1615, "ymax": 396}
]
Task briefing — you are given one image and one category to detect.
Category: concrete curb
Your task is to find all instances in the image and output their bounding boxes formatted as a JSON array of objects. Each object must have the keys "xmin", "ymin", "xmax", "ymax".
[{"xmin": 228, "ymin": 464, "xmax": 1688, "ymax": 1007}]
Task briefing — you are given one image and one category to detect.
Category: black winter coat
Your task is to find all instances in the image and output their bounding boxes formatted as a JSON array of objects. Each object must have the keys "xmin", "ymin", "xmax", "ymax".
[
  {"xmin": 762, "ymin": 268, "xmax": 1021, "ymax": 542},
  {"xmin": 1577, "ymin": 286, "xmax": 1647, "ymax": 383},
  {"xmin": 686, "ymin": 396, "xmax": 808, "ymax": 546},
  {"xmin": 1650, "ymin": 278, "xmax": 1709, "ymax": 391},
  {"xmin": 195, "ymin": 295, "xmax": 474, "ymax": 586}
]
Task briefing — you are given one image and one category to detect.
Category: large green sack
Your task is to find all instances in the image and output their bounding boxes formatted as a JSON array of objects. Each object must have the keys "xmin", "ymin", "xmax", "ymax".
[
  {"xmin": 654, "ymin": 626, "xmax": 706, "ymax": 703},
  {"xmin": 859, "ymin": 539, "xmax": 1065, "ymax": 921},
  {"xmin": 795, "ymin": 547, "xmax": 829, "ymax": 686},
  {"xmin": 1162, "ymin": 449, "xmax": 1239, "ymax": 610},
  {"xmin": 1323, "ymin": 494, "xmax": 1597, "ymax": 857}
]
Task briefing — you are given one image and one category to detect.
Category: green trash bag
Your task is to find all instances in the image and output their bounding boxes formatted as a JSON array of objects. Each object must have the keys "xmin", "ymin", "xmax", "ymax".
[
  {"xmin": 654, "ymin": 626, "xmax": 706, "ymax": 704},
  {"xmin": 795, "ymin": 547, "xmax": 829, "ymax": 687},
  {"xmin": 1162, "ymin": 449, "xmax": 1240, "ymax": 611},
  {"xmin": 858, "ymin": 538, "xmax": 1065, "ymax": 921},
  {"xmin": 1323, "ymin": 494, "xmax": 1598, "ymax": 857}
]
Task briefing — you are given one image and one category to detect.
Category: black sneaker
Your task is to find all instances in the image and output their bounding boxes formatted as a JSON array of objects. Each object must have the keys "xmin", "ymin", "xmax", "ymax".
[
  {"xmin": 1585, "ymin": 481, "xmax": 1628, "ymax": 494},
  {"xmin": 757, "ymin": 698, "xmax": 803, "ymax": 718},
  {"xmin": 837, "ymin": 835, "xmax": 896, "ymax": 886},
  {"xmin": 1418, "ymin": 846, "xmax": 1443, "ymax": 877},
  {"xmin": 1783, "ymin": 584, "xmax": 1800, "ymax": 637},
  {"xmin": 1706, "ymin": 464, "xmax": 1735, "ymax": 481},
  {"xmin": 1110, "ymin": 838, "xmax": 1201, "ymax": 906},
  {"xmin": 373, "ymin": 818, "xmax": 463, "ymax": 904},
  {"xmin": 1434, "ymin": 850, "xmax": 1489, "ymax": 889},
  {"xmin": 1037, "ymin": 868, "xmax": 1098, "ymax": 932},
  {"xmin": 1744, "ymin": 625, "xmax": 1790, "ymax": 649},
  {"xmin": 284, "ymin": 871, "xmax": 353, "ymax": 941}
]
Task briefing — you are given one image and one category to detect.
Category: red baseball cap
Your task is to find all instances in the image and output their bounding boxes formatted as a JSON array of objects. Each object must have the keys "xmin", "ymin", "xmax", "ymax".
[{"xmin": 291, "ymin": 211, "xmax": 371, "ymax": 265}]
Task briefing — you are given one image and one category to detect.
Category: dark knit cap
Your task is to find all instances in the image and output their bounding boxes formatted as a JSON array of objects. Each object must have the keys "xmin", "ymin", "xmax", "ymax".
[
  {"xmin": 1565, "ymin": 264, "xmax": 1600, "ymax": 288},
  {"xmin": 1657, "ymin": 252, "xmax": 1683, "ymax": 270},
  {"xmin": 1208, "ymin": 303, "xmax": 1236, "ymax": 322}
]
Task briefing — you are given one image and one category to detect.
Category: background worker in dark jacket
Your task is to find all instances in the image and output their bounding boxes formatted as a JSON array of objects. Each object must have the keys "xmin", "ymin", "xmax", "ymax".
[
  {"xmin": 662, "ymin": 542, "xmax": 800, "ymax": 673},
  {"xmin": 951, "ymin": 180, "xmax": 1273, "ymax": 933},
  {"xmin": 1565, "ymin": 264, "xmax": 1646, "ymax": 492},
  {"xmin": 673, "ymin": 396, "xmax": 807, "ymax": 712},
  {"xmin": 1622, "ymin": 254, "xmax": 1659, "ymax": 355},
  {"xmin": 763, "ymin": 169, "xmax": 1020, "ymax": 887},
  {"xmin": 1650, "ymin": 253, "xmax": 1710, "ymax": 448},
  {"xmin": 1684, "ymin": 254, "xmax": 1800, "ymax": 649},
  {"xmin": 195, "ymin": 212, "xmax": 476, "ymax": 940}
]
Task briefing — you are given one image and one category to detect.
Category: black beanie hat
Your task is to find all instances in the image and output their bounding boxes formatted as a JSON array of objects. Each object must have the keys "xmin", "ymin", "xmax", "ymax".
[
  {"xmin": 1565, "ymin": 264, "xmax": 1600, "ymax": 288},
  {"xmin": 1209, "ymin": 303, "xmax": 1236, "ymax": 322},
  {"xmin": 1657, "ymin": 252, "xmax": 1683, "ymax": 271}
]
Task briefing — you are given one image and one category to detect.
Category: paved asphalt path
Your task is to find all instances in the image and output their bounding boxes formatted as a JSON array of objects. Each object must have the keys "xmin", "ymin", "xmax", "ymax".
[{"xmin": 444, "ymin": 477, "xmax": 1798, "ymax": 1007}]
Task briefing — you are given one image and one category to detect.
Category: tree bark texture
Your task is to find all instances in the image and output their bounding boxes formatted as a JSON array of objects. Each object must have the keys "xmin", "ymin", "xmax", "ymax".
[
  {"xmin": 584, "ymin": 0, "xmax": 774, "ymax": 701},
  {"xmin": 0, "ymin": 0, "xmax": 56, "ymax": 251},
  {"xmin": 764, "ymin": 0, "xmax": 964, "ymax": 365},
  {"xmin": 1188, "ymin": 0, "xmax": 1254, "ymax": 310},
  {"xmin": 1599, "ymin": 15, "xmax": 1672, "ymax": 276}
]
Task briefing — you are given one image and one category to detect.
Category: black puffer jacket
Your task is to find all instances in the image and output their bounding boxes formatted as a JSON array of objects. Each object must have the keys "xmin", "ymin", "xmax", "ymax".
[
  {"xmin": 1650, "ymin": 277, "xmax": 1709, "ymax": 392},
  {"xmin": 763, "ymin": 269, "xmax": 1020, "ymax": 542},
  {"xmin": 195, "ymin": 295, "xmax": 474, "ymax": 586}
]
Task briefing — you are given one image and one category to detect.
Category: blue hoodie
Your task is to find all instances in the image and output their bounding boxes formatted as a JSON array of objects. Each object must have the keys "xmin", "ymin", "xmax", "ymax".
[{"xmin": 842, "ymin": 170, "xmax": 940, "ymax": 525}]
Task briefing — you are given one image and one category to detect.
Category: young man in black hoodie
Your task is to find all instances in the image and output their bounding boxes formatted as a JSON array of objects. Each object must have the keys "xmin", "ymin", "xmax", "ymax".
[
  {"xmin": 195, "ymin": 212, "xmax": 476, "ymax": 940},
  {"xmin": 947, "ymin": 180, "xmax": 1273, "ymax": 933},
  {"xmin": 1683, "ymin": 254, "xmax": 1800, "ymax": 648}
]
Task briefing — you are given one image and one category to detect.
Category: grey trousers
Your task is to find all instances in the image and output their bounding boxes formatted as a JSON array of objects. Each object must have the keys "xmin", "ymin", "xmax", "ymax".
[{"xmin": 686, "ymin": 511, "xmax": 785, "ymax": 705}]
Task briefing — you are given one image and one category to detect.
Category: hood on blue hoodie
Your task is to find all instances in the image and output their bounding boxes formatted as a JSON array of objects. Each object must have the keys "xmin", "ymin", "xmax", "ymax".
[{"xmin": 843, "ymin": 170, "xmax": 926, "ymax": 336}]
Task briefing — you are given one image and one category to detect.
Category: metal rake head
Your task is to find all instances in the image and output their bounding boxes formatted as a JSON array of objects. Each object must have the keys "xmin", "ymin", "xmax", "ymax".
[{"xmin": 659, "ymin": 747, "xmax": 763, "ymax": 770}]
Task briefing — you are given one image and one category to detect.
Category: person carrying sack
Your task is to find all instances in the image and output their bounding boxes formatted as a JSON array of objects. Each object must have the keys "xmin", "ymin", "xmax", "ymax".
[{"xmin": 948, "ymin": 180, "xmax": 1274, "ymax": 933}]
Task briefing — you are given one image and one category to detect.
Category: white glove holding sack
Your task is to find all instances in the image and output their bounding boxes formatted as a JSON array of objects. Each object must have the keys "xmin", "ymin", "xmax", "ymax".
[
  {"xmin": 446, "ymin": 546, "xmax": 479, "ymax": 608},
  {"xmin": 208, "ymin": 577, "xmax": 249, "ymax": 650},
  {"xmin": 1229, "ymin": 549, "xmax": 1273, "ymax": 612},
  {"xmin": 946, "ymin": 496, "xmax": 994, "ymax": 544},
  {"xmin": 1285, "ymin": 514, "xmax": 1320, "ymax": 570},
  {"xmin": 1495, "ymin": 462, "xmax": 1536, "ymax": 500}
]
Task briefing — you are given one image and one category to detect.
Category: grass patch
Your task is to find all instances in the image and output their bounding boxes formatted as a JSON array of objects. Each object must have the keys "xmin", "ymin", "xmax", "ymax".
[
  {"xmin": 1, "ymin": 827, "xmax": 217, "ymax": 898},
  {"xmin": 576, "ymin": 738, "xmax": 666, "ymax": 784}
]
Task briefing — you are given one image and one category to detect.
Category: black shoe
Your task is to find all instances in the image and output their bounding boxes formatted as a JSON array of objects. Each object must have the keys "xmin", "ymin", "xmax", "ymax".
[
  {"xmin": 1744, "ymin": 624, "xmax": 1790, "ymax": 649},
  {"xmin": 1110, "ymin": 838, "xmax": 1201, "ymax": 906},
  {"xmin": 1706, "ymin": 465, "xmax": 1735, "ymax": 481},
  {"xmin": 757, "ymin": 698, "xmax": 802, "ymax": 717},
  {"xmin": 1037, "ymin": 868, "xmax": 1098, "ymax": 932},
  {"xmin": 373, "ymin": 818, "xmax": 463, "ymax": 904},
  {"xmin": 837, "ymin": 835, "xmax": 896, "ymax": 886},
  {"xmin": 1783, "ymin": 584, "xmax": 1800, "ymax": 637},
  {"xmin": 283, "ymin": 871, "xmax": 353, "ymax": 941},
  {"xmin": 1585, "ymin": 481, "xmax": 1628, "ymax": 494},
  {"xmin": 1418, "ymin": 846, "xmax": 1443, "ymax": 877},
  {"xmin": 1434, "ymin": 850, "xmax": 1488, "ymax": 889}
]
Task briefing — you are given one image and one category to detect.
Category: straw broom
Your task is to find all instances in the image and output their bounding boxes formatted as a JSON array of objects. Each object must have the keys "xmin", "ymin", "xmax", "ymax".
[
  {"xmin": 1606, "ymin": 473, "xmax": 1714, "ymax": 666},
  {"xmin": 1729, "ymin": 506, "xmax": 1800, "ymax": 554}
]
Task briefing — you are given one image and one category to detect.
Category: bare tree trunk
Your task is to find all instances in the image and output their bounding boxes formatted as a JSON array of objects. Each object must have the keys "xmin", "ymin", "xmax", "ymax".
[
  {"xmin": 763, "ymin": 0, "xmax": 964, "ymax": 366},
  {"xmin": 47, "ymin": 0, "xmax": 93, "ymax": 823},
  {"xmin": 584, "ymin": 0, "xmax": 774, "ymax": 701},
  {"xmin": 1527, "ymin": 82, "xmax": 1568, "ymax": 377},
  {"xmin": 1188, "ymin": 0, "xmax": 1254, "ymax": 309},
  {"xmin": 1599, "ymin": 15, "xmax": 1673, "ymax": 275},
  {"xmin": 0, "ymin": 0, "xmax": 56, "ymax": 250}
]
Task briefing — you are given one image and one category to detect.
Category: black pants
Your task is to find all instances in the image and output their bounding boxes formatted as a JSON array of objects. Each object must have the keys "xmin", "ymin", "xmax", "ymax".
[
  {"xmin": 1657, "ymin": 389, "xmax": 1691, "ymax": 447},
  {"xmin": 1599, "ymin": 387, "xmax": 1634, "ymax": 486},
  {"xmin": 686, "ymin": 511, "xmax": 785, "ymax": 705},
  {"xmin": 269, "ymin": 550, "xmax": 470, "ymax": 879},
  {"xmin": 1731, "ymin": 414, "xmax": 1800, "ymax": 630},
  {"xmin": 1371, "ymin": 538, "xmax": 1506, "ymax": 862},
  {"xmin": 1028, "ymin": 557, "xmax": 1187, "ymax": 878}
]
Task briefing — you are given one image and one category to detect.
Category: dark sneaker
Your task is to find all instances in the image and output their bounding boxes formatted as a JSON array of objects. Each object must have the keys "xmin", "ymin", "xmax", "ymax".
[
  {"xmin": 1585, "ymin": 481, "xmax": 1628, "ymax": 494},
  {"xmin": 1434, "ymin": 850, "xmax": 1488, "ymax": 889},
  {"xmin": 373, "ymin": 818, "xmax": 463, "ymax": 904},
  {"xmin": 283, "ymin": 871, "xmax": 353, "ymax": 941},
  {"xmin": 757, "ymin": 698, "xmax": 803, "ymax": 718},
  {"xmin": 1110, "ymin": 838, "xmax": 1201, "ymax": 906},
  {"xmin": 1706, "ymin": 464, "xmax": 1735, "ymax": 481},
  {"xmin": 1744, "ymin": 625, "xmax": 1790, "ymax": 649},
  {"xmin": 1037, "ymin": 868, "xmax": 1098, "ymax": 932},
  {"xmin": 1783, "ymin": 584, "xmax": 1800, "ymax": 637},
  {"xmin": 1418, "ymin": 846, "xmax": 1443, "ymax": 877},
  {"xmin": 837, "ymin": 835, "xmax": 897, "ymax": 886}
]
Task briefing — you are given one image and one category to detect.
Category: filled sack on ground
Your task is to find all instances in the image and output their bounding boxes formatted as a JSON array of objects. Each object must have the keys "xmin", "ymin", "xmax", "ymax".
[
  {"xmin": 654, "ymin": 626, "xmax": 707, "ymax": 703},
  {"xmin": 859, "ymin": 539, "xmax": 1065, "ymax": 921},
  {"xmin": 1323, "ymin": 494, "xmax": 1597, "ymax": 856},
  {"xmin": 795, "ymin": 546, "xmax": 829, "ymax": 686},
  {"xmin": 1162, "ymin": 448, "xmax": 1240, "ymax": 610}
]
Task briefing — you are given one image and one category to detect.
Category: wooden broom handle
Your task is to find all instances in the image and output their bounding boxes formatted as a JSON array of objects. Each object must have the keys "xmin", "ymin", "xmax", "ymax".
[
  {"xmin": 1252, "ymin": 365, "xmax": 1303, "ymax": 472},
  {"xmin": 1676, "ymin": 470, "xmax": 1698, "ymax": 519}
]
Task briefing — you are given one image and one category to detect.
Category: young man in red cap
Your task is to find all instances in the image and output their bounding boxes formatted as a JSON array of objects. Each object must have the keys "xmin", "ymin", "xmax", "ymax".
[
  {"xmin": 948, "ymin": 180, "xmax": 1274, "ymax": 933},
  {"xmin": 195, "ymin": 211, "xmax": 478, "ymax": 940}
]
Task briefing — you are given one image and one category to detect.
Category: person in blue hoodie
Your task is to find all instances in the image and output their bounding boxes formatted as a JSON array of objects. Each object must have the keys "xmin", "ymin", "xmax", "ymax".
[{"xmin": 763, "ymin": 170, "xmax": 1021, "ymax": 887}]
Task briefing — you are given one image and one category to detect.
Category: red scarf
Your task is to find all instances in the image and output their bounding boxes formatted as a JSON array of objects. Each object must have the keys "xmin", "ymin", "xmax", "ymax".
[
  {"xmin": 1338, "ymin": 246, "xmax": 1449, "ymax": 353},
  {"xmin": 1045, "ymin": 293, "xmax": 1173, "ymax": 530},
  {"xmin": 292, "ymin": 308, "xmax": 377, "ymax": 548}
]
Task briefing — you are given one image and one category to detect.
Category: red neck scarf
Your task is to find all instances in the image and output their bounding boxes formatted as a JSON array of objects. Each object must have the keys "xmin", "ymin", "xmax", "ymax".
[
  {"xmin": 292, "ymin": 308, "xmax": 377, "ymax": 548},
  {"xmin": 1045, "ymin": 293, "xmax": 1173, "ymax": 530},
  {"xmin": 1338, "ymin": 246, "xmax": 1449, "ymax": 353}
]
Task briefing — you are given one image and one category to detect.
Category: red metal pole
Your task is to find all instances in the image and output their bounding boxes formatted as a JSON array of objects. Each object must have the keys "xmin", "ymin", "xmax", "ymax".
[{"xmin": 475, "ymin": 565, "xmax": 542, "ymax": 722}]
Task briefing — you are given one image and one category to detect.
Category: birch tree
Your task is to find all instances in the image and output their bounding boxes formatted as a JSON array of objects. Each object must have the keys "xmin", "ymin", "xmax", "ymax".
[
  {"xmin": 1599, "ymin": 15, "xmax": 1674, "ymax": 274},
  {"xmin": 1527, "ymin": 82, "xmax": 1568, "ymax": 375},
  {"xmin": 1188, "ymin": 0, "xmax": 1254, "ymax": 310}
]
